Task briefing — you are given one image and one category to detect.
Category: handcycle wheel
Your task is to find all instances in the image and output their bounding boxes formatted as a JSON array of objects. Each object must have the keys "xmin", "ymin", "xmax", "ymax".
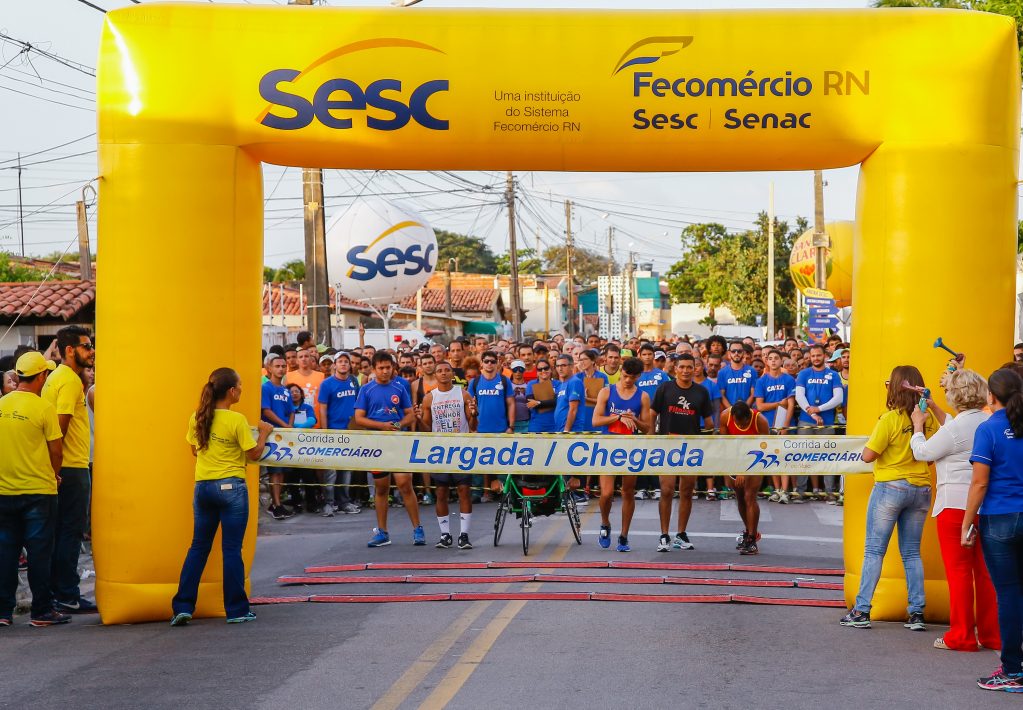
[
  {"xmin": 564, "ymin": 491, "xmax": 582, "ymax": 545},
  {"xmin": 493, "ymin": 493, "xmax": 509, "ymax": 546},
  {"xmin": 521, "ymin": 500, "xmax": 531, "ymax": 556}
]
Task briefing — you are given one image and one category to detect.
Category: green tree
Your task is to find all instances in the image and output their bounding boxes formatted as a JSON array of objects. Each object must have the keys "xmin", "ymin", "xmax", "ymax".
[
  {"xmin": 495, "ymin": 248, "xmax": 543, "ymax": 275},
  {"xmin": 665, "ymin": 213, "xmax": 807, "ymax": 327},
  {"xmin": 0, "ymin": 253, "xmax": 51, "ymax": 282},
  {"xmin": 541, "ymin": 244, "xmax": 615, "ymax": 283},
  {"xmin": 436, "ymin": 229, "xmax": 497, "ymax": 273},
  {"xmin": 264, "ymin": 259, "xmax": 306, "ymax": 282}
]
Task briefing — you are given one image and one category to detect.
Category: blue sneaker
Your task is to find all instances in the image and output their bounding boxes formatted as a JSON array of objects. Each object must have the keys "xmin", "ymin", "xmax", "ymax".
[
  {"xmin": 616, "ymin": 536, "xmax": 631, "ymax": 553},
  {"xmin": 170, "ymin": 612, "xmax": 191, "ymax": 627},
  {"xmin": 598, "ymin": 525, "xmax": 611, "ymax": 549},
  {"xmin": 368, "ymin": 528, "xmax": 391, "ymax": 547},
  {"xmin": 412, "ymin": 526, "xmax": 426, "ymax": 546},
  {"xmin": 226, "ymin": 611, "xmax": 256, "ymax": 624}
]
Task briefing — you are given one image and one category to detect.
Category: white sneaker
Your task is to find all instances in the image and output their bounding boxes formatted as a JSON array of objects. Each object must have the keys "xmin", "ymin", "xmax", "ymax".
[
  {"xmin": 320, "ymin": 505, "xmax": 335, "ymax": 517},
  {"xmin": 634, "ymin": 490, "xmax": 647, "ymax": 500},
  {"xmin": 768, "ymin": 491, "xmax": 780, "ymax": 503},
  {"xmin": 657, "ymin": 534, "xmax": 671, "ymax": 552},
  {"xmin": 672, "ymin": 532, "xmax": 695, "ymax": 550},
  {"xmin": 778, "ymin": 491, "xmax": 790, "ymax": 505},
  {"xmin": 652, "ymin": 490, "xmax": 661, "ymax": 500}
]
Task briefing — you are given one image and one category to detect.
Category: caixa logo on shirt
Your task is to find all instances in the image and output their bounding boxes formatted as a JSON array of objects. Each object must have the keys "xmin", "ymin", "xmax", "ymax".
[{"xmin": 477, "ymin": 387, "xmax": 503, "ymax": 396}]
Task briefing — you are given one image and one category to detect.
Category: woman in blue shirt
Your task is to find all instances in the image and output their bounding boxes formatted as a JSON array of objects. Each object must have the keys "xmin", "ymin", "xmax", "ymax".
[
  {"xmin": 962, "ymin": 367, "xmax": 1023, "ymax": 693},
  {"xmin": 288, "ymin": 385, "xmax": 317, "ymax": 428},
  {"xmin": 525, "ymin": 360, "xmax": 558, "ymax": 433}
]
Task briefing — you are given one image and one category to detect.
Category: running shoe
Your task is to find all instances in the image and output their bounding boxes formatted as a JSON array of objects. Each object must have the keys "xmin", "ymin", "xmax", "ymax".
[
  {"xmin": 836, "ymin": 494, "xmax": 844, "ymax": 507},
  {"xmin": 904, "ymin": 612, "xmax": 926, "ymax": 631},
  {"xmin": 839, "ymin": 609, "xmax": 871, "ymax": 628},
  {"xmin": 736, "ymin": 532, "xmax": 748, "ymax": 550},
  {"xmin": 790, "ymin": 491, "xmax": 805, "ymax": 504},
  {"xmin": 29, "ymin": 610, "xmax": 71, "ymax": 627},
  {"xmin": 598, "ymin": 525, "xmax": 612, "ymax": 549},
  {"xmin": 657, "ymin": 534, "xmax": 671, "ymax": 552},
  {"xmin": 634, "ymin": 490, "xmax": 647, "ymax": 500},
  {"xmin": 321, "ymin": 504, "xmax": 335, "ymax": 518},
  {"xmin": 672, "ymin": 532, "xmax": 694, "ymax": 550},
  {"xmin": 826, "ymin": 493, "xmax": 838, "ymax": 505},
  {"xmin": 458, "ymin": 533, "xmax": 473, "ymax": 550},
  {"xmin": 340, "ymin": 502, "xmax": 361, "ymax": 514},
  {"xmin": 652, "ymin": 489, "xmax": 661, "ymax": 501},
  {"xmin": 0, "ymin": 617, "xmax": 11, "ymax": 627},
  {"xmin": 768, "ymin": 491, "xmax": 781, "ymax": 503},
  {"xmin": 978, "ymin": 668, "xmax": 1023, "ymax": 693},
  {"xmin": 706, "ymin": 489, "xmax": 717, "ymax": 501},
  {"xmin": 616, "ymin": 536, "xmax": 631, "ymax": 553},
  {"xmin": 421, "ymin": 493, "xmax": 434, "ymax": 505},
  {"xmin": 573, "ymin": 491, "xmax": 589, "ymax": 506},
  {"xmin": 368, "ymin": 528, "xmax": 391, "ymax": 547},
  {"xmin": 739, "ymin": 539, "xmax": 759, "ymax": 555},
  {"xmin": 170, "ymin": 612, "xmax": 191, "ymax": 627},
  {"xmin": 413, "ymin": 526, "xmax": 426, "ymax": 546},
  {"xmin": 268, "ymin": 505, "xmax": 285, "ymax": 520},
  {"xmin": 54, "ymin": 597, "xmax": 97, "ymax": 614},
  {"xmin": 778, "ymin": 491, "xmax": 790, "ymax": 505},
  {"xmin": 226, "ymin": 611, "xmax": 257, "ymax": 624},
  {"xmin": 436, "ymin": 533, "xmax": 453, "ymax": 549}
]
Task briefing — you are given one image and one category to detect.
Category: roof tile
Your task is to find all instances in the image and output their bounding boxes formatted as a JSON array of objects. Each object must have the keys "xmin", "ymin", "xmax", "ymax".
[{"xmin": 0, "ymin": 280, "xmax": 95, "ymax": 322}]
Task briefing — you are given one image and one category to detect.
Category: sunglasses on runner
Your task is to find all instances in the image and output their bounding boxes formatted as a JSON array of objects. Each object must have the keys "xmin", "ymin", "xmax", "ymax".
[
  {"xmin": 536, "ymin": 366, "xmax": 550, "ymax": 372},
  {"xmin": 482, "ymin": 358, "xmax": 497, "ymax": 364},
  {"xmin": 729, "ymin": 349, "xmax": 743, "ymax": 354}
]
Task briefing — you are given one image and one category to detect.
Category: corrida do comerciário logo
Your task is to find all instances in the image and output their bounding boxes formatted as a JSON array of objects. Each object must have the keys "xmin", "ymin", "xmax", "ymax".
[
  {"xmin": 613, "ymin": 36, "xmax": 817, "ymax": 132},
  {"xmin": 256, "ymin": 38, "xmax": 449, "ymax": 131}
]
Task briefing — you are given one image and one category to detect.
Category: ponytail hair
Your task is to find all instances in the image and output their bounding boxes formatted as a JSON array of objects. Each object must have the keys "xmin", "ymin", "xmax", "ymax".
[
  {"xmin": 194, "ymin": 367, "xmax": 240, "ymax": 451},
  {"xmin": 989, "ymin": 367, "xmax": 1023, "ymax": 438}
]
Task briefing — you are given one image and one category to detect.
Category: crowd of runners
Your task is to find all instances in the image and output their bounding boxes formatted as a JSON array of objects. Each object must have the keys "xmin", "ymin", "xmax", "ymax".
[{"xmin": 257, "ymin": 330, "xmax": 856, "ymax": 554}]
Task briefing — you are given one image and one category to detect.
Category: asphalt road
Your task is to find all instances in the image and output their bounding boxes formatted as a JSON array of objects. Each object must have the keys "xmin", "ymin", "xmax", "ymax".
[{"xmin": 0, "ymin": 497, "xmax": 1004, "ymax": 710}]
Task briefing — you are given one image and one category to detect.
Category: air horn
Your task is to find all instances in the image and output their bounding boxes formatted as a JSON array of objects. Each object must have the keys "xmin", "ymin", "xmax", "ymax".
[
  {"xmin": 933, "ymin": 337, "xmax": 964, "ymax": 361},
  {"xmin": 901, "ymin": 381, "xmax": 931, "ymax": 412}
]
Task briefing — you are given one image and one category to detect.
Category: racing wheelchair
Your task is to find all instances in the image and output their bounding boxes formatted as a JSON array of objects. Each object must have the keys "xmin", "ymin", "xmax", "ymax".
[{"xmin": 492, "ymin": 474, "xmax": 583, "ymax": 555}]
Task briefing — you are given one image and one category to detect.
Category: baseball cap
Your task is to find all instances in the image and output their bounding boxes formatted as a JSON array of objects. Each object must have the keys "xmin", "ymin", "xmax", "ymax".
[
  {"xmin": 828, "ymin": 348, "xmax": 845, "ymax": 362},
  {"xmin": 16, "ymin": 351, "xmax": 56, "ymax": 377},
  {"xmin": 319, "ymin": 353, "xmax": 333, "ymax": 364},
  {"xmin": 332, "ymin": 351, "xmax": 351, "ymax": 362},
  {"xmin": 668, "ymin": 353, "xmax": 683, "ymax": 361},
  {"xmin": 654, "ymin": 351, "xmax": 667, "ymax": 360},
  {"xmin": 510, "ymin": 359, "xmax": 526, "ymax": 370},
  {"xmin": 621, "ymin": 348, "xmax": 634, "ymax": 357},
  {"xmin": 315, "ymin": 343, "xmax": 328, "ymax": 354}
]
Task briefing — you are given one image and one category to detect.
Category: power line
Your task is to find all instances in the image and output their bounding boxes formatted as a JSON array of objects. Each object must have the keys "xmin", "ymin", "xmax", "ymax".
[
  {"xmin": 0, "ymin": 134, "xmax": 96, "ymax": 166},
  {"xmin": 0, "ymin": 150, "xmax": 95, "ymax": 171},
  {"xmin": 0, "ymin": 33, "xmax": 96, "ymax": 77},
  {"xmin": 74, "ymin": 0, "xmax": 108, "ymax": 13},
  {"xmin": 0, "ymin": 80, "xmax": 95, "ymax": 112}
]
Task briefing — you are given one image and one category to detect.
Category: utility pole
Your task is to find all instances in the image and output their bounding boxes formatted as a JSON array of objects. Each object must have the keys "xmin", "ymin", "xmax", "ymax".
[
  {"xmin": 17, "ymin": 153, "xmax": 24, "ymax": 257},
  {"xmin": 607, "ymin": 225, "xmax": 615, "ymax": 278},
  {"xmin": 291, "ymin": 0, "xmax": 331, "ymax": 347},
  {"xmin": 506, "ymin": 171, "xmax": 522, "ymax": 340},
  {"xmin": 766, "ymin": 181, "xmax": 775, "ymax": 340},
  {"xmin": 564, "ymin": 200, "xmax": 575, "ymax": 336},
  {"xmin": 75, "ymin": 185, "xmax": 94, "ymax": 281},
  {"xmin": 812, "ymin": 170, "xmax": 828, "ymax": 291}
]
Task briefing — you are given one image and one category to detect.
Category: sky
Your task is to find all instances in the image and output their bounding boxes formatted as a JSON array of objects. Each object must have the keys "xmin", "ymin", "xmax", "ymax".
[{"xmin": 0, "ymin": 0, "xmax": 997, "ymax": 274}]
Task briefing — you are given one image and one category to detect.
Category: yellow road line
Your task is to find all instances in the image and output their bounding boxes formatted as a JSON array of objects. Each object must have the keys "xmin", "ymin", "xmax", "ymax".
[
  {"xmin": 370, "ymin": 518, "xmax": 562, "ymax": 710},
  {"xmin": 417, "ymin": 505, "xmax": 597, "ymax": 710}
]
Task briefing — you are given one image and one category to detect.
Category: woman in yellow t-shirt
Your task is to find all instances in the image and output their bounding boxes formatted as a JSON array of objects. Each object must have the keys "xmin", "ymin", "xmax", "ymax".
[
  {"xmin": 170, "ymin": 368, "xmax": 272, "ymax": 626},
  {"xmin": 840, "ymin": 365, "xmax": 938, "ymax": 632}
]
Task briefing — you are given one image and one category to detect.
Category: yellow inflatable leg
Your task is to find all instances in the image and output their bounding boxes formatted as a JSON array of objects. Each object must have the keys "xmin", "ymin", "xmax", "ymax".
[
  {"xmin": 94, "ymin": 143, "xmax": 262, "ymax": 624},
  {"xmin": 846, "ymin": 142, "xmax": 1018, "ymax": 623}
]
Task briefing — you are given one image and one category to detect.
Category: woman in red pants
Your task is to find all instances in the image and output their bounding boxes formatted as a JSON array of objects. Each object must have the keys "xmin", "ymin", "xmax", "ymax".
[{"xmin": 910, "ymin": 368, "xmax": 1000, "ymax": 651}]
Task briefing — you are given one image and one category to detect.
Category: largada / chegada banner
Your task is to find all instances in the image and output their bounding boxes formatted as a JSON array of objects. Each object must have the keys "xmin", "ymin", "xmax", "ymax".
[{"xmin": 256, "ymin": 429, "xmax": 871, "ymax": 476}]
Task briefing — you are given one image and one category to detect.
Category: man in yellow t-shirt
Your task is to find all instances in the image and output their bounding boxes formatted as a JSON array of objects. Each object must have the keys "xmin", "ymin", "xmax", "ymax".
[
  {"xmin": 41, "ymin": 325, "xmax": 97, "ymax": 614},
  {"xmin": 0, "ymin": 351, "xmax": 68, "ymax": 626}
]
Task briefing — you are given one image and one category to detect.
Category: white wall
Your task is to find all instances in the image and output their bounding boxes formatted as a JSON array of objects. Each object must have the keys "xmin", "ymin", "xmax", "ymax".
[{"xmin": 670, "ymin": 303, "xmax": 739, "ymax": 338}]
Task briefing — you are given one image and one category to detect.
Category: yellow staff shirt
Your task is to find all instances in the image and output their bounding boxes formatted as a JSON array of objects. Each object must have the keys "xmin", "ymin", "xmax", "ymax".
[
  {"xmin": 0, "ymin": 391, "xmax": 62, "ymax": 495},
  {"xmin": 41, "ymin": 364, "xmax": 90, "ymax": 469},
  {"xmin": 186, "ymin": 409, "xmax": 257, "ymax": 481},
  {"xmin": 866, "ymin": 408, "xmax": 938, "ymax": 487}
]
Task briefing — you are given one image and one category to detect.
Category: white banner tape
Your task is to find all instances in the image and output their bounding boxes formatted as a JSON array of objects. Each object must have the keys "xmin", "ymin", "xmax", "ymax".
[{"xmin": 256, "ymin": 429, "xmax": 871, "ymax": 477}]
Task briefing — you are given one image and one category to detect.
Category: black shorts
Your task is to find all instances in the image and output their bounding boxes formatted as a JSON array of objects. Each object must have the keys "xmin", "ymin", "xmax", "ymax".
[
  {"xmin": 371, "ymin": 471, "xmax": 409, "ymax": 480},
  {"xmin": 432, "ymin": 473, "xmax": 472, "ymax": 487}
]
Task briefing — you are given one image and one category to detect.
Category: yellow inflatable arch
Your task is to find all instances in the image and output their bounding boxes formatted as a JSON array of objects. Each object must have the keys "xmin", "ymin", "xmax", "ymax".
[{"xmin": 95, "ymin": 5, "xmax": 1019, "ymax": 624}]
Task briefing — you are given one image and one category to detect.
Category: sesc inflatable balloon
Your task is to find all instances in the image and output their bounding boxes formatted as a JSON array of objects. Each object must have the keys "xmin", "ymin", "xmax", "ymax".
[
  {"xmin": 789, "ymin": 221, "xmax": 853, "ymax": 308},
  {"xmin": 326, "ymin": 198, "xmax": 438, "ymax": 305}
]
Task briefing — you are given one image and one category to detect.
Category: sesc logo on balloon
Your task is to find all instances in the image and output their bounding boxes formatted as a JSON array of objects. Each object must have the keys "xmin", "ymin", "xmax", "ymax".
[{"xmin": 326, "ymin": 199, "xmax": 438, "ymax": 306}]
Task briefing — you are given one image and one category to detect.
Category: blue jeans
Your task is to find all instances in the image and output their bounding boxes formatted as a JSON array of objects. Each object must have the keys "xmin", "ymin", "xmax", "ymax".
[
  {"xmin": 854, "ymin": 480, "xmax": 930, "ymax": 615},
  {"xmin": 172, "ymin": 478, "xmax": 249, "ymax": 619},
  {"xmin": 0, "ymin": 494, "xmax": 57, "ymax": 618},
  {"xmin": 51, "ymin": 467, "xmax": 90, "ymax": 602},
  {"xmin": 980, "ymin": 512, "xmax": 1023, "ymax": 674}
]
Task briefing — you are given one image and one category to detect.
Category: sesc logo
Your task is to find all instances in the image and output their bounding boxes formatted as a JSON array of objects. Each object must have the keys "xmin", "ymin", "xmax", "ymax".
[
  {"xmin": 346, "ymin": 220, "xmax": 436, "ymax": 282},
  {"xmin": 257, "ymin": 38, "xmax": 449, "ymax": 132}
]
